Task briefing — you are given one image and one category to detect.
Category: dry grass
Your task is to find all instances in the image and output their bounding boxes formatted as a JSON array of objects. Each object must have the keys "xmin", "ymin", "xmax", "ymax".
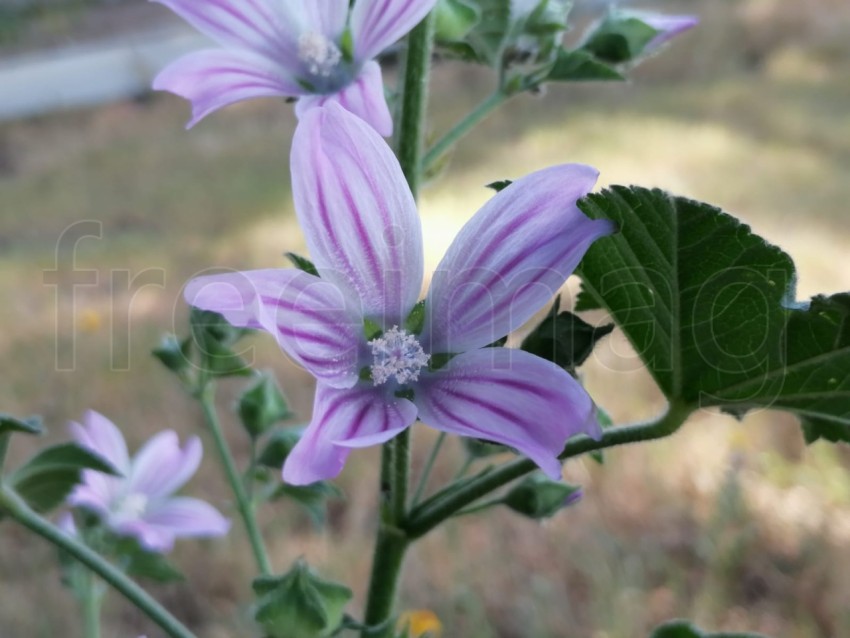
[{"xmin": 1, "ymin": 2, "xmax": 850, "ymax": 636}]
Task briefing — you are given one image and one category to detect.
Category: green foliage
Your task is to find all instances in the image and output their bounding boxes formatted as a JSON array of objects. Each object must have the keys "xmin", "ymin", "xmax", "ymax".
[
  {"xmin": 190, "ymin": 308, "xmax": 253, "ymax": 379},
  {"xmin": 405, "ymin": 300, "xmax": 427, "ymax": 335},
  {"xmin": 502, "ymin": 473, "xmax": 581, "ymax": 519},
  {"xmin": 581, "ymin": 15, "xmax": 659, "ymax": 64},
  {"xmin": 10, "ymin": 443, "xmax": 119, "ymax": 513},
  {"xmin": 650, "ymin": 619, "xmax": 768, "ymax": 637},
  {"xmin": 520, "ymin": 295, "xmax": 614, "ymax": 371},
  {"xmin": 435, "ymin": 0, "xmax": 481, "ymax": 41},
  {"xmin": 577, "ymin": 186, "xmax": 850, "ymax": 443},
  {"xmin": 545, "ymin": 48, "xmax": 624, "ymax": 82},
  {"xmin": 238, "ymin": 373, "xmax": 293, "ymax": 439},
  {"xmin": 257, "ymin": 428, "xmax": 302, "ymax": 469},
  {"xmin": 151, "ymin": 334, "xmax": 192, "ymax": 376},
  {"xmin": 253, "ymin": 559, "xmax": 352, "ymax": 638},
  {"xmin": 286, "ymin": 252, "xmax": 320, "ymax": 277},
  {"xmin": 0, "ymin": 414, "xmax": 44, "ymax": 437},
  {"xmin": 113, "ymin": 537, "xmax": 185, "ymax": 584}
]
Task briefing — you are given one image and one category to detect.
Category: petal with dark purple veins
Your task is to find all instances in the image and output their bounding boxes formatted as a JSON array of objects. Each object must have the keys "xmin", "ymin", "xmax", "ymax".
[
  {"xmin": 153, "ymin": 49, "xmax": 304, "ymax": 128},
  {"xmin": 424, "ymin": 164, "xmax": 613, "ymax": 353},
  {"xmin": 282, "ymin": 383, "xmax": 417, "ymax": 485},
  {"xmin": 185, "ymin": 269, "xmax": 362, "ymax": 388},
  {"xmin": 414, "ymin": 348, "xmax": 600, "ymax": 479},
  {"xmin": 291, "ymin": 104, "xmax": 423, "ymax": 324},
  {"xmin": 351, "ymin": 0, "xmax": 439, "ymax": 62},
  {"xmin": 295, "ymin": 61, "xmax": 393, "ymax": 137}
]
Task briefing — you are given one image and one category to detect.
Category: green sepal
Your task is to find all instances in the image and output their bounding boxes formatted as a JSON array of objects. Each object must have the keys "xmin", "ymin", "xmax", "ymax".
[
  {"xmin": 113, "ymin": 537, "xmax": 185, "ymax": 583},
  {"xmin": 151, "ymin": 333, "xmax": 192, "ymax": 376},
  {"xmin": 545, "ymin": 47, "xmax": 624, "ymax": 82},
  {"xmin": 428, "ymin": 352, "xmax": 456, "ymax": 371},
  {"xmin": 10, "ymin": 443, "xmax": 120, "ymax": 514},
  {"xmin": 189, "ymin": 308, "xmax": 253, "ymax": 378},
  {"xmin": 395, "ymin": 388, "xmax": 415, "ymax": 401},
  {"xmin": 649, "ymin": 619, "xmax": 769, "ymax": 637},
  {"xmin": 238, "ymin": 372, "xmax": 293, "ymax": 439},
  {"xmin": 404, "ymin": 300, "xmax": 427, "ymax": 335},
  {"xmin": 286, "ymin": 252, "xmax": 320, "ymax": 277},
  {"xmin": 502, "ymin": 472, "xmax": 581, "ymax": 520},
  {"xmin": 253, "ymin": 559, "xmax": 353, "ymax": 638},
  {"xmin": 435, "ymin": 0, "xmax": 481, "ymax": 42},
  {"xmin": 268, "ymin": 482, "xmax": 343, "ymax": 525},
  {"xmin": 257, "ymin": 428, "xmax": 303, "ymax": 469},
  {"xmin": 581, "ymin": 15, "xmax": 659, "ymax": 64},
  {"xmin": 520, "ymin": 295, "xmax": 614, "ymax": 371},
  {"xmin": 364, "ymin": 318, "xmax": 383, "ymax": 341},
  {"xmin": 486, "ymin": 179, "xmax": 513, "ymax": 192}
]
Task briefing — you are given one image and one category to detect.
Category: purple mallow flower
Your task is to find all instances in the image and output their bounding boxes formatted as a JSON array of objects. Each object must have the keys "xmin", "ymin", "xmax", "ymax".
[
  {"xmin": 185, "ymin": 104, "xmax": 614, "ymax": 485},
  {"xmin": 67, "ymin": 411, "xmax": 230, "ymax": 552},
  {"xmin": 152, "ymin": 0, "xmax": 437, "ymax": 135}
]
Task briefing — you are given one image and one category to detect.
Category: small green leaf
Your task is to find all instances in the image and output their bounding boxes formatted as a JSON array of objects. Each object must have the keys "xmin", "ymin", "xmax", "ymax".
[
  {"xmin": 503, "ymin": 473, "xmax": 582, "ymax": 519},
  {"xmin": 404, "ymin": 300, "xmax": 427, "ymax": 335},
  {"xmin": 649, "ymin": 619, "xmax": 769, "ymax": 638},
  {"xmin": 435, "ymin": 0, "xmax": 481, "ymax": 41},
  {"xmin": 520, "ymin": 296, "xmax": 614, "ymax": 370},
  {"xmin": 151, "ymin": 334, "xmax": 192, "ymax": 375},
  {"xmin": 546, "ymin": 48, "xmax": 624, "ymax": 82},
  {"xmin": 0, "ymin": 414, "xmax": 44, "ymax": 436},
  {"xmin": 581, "ymin": 15, "xmax": 659, "ymax": 64},
  {"xmin": 238, "ymin": 372, "xmax": 293, "ymax": 439},
  {"xmin": 486, "ymin": 179, "xmax": 513, "ymax": 192},
  {"xmin": 286, "ymin": 252, "xmax": 320, "ymax": 277},
  {"xmin": 364, "ymin": 318, "xmax": 383, "ymax": 341},
  {"xmin": 10, "ymin": 443, "xmax": 119, "ymax": 513},
  {"xmin": 253, "ymin": 559, "xmax": 352, "ymax": 638},
  {"xmin": 257, "ymin": 428, "xmax": 303, "ymax": 469}
]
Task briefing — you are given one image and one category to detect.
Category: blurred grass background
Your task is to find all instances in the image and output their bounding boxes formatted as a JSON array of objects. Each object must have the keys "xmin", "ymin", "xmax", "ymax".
[{"xmin": 1, "ymin": 0, "xmax": 850, "ymax": 636}]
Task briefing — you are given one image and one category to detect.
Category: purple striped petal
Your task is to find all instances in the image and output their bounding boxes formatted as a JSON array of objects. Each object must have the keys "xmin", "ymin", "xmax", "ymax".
[
  {"xmin": 351, "ymin": 0, "xmax": 439, "ymax": 61},
  {"xmin": 153, "ymin": 48, "xmax": 304, "ymax": 128},
  {"xmin": 291, "ymin": 104, "xmax": 423, "ymax": 324},
  {"xmin": 424, "ymin": 164, "xmax": 613, "ymax": 353},
  {"xmin": 301, "ymin": 0, "xmax": 350, "ymax": 41},
  {"xmin": 143, "ymin": 497, "xmax": 231, "ymax": 540},
  {"xmin": 414, "ymin": 348, "xmax": 600, "ymax": 479},
  {"xmin": 185, "ymin": 269, "xmax": 362, "ymax": 388},
  {"xmin": 127, "ymin": 432, "xmax": 202, "ymax": 500},
  {"xmin": 282, "ymin": 383, "xmax": 417, "ymax": 485},
  {"xmin": 295, "ymin": 61, "xmax": 393, "ymax": 137},
  {"xmin": 151, "ymin": 0, "xmax": 299, "ymax": 60}
]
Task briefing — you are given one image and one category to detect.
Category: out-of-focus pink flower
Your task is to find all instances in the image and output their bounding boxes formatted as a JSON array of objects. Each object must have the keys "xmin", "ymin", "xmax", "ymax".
[
  {"xmin": 185, "ymin": 104, "xmax": 613, "ymax": 485},
  {"xmin": 152, "ymin": 0, "xmax": 437, "ymax": 135},
  {"xmin": 630, "ymin": 12, "xmax": 699, "ymax": 53},
  {"xmin": 66, "ymin": 411, "xmax": 230, "ymax": 553}
]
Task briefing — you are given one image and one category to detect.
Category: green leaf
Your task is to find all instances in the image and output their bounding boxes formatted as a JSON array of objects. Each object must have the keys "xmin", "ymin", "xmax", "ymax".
[
  {"xmin": 286, "ymin": 252, "xmax": 320, "ymax": 277},
  {"xmin": 405, "ymin": 300, "xmax": 427, "ymax": 335},
  {"xmin": 581, "ymin": 15, "xmax": 659, "ymax": 64},
  {"xmin": 253, "ymin": 559, "xmax": 352, "ymax": 638},
  {"xmin": 520, "ymin": 296, "xmax": 614, "ymax": 370},
  {"xmin": 0, "ymin": 414, "xmax": 43, "ymax": 436},
  {"xmin": 546, "ymin": 48, "xmax": 624, "ymax": 82},
  {"xmin": 257, "ymin": 428, "xmax": 303, "ymax": 469},
  {"xmin": 238, "ymin": 373, "xmax": 293, "ymax": 439},
  {"xmin": 10, "ymin": 443, "xmax": 119, "ymax": 513},
  {"xmin": 189, "ymin": 308, "xmax": 254, "ymax": 378},
  {"xmin": 435, "ymin": 0, "xmax": 481, "ymax": 41},
  {"xmin": 576, "ymin": 186, "xmax": 850, "ymax": 441},
  {"xmin": 649, "ymin": 619, "xmax": 769, "ymax": 637},
  {"xmin": 503, "ymin": 473, "xmax": 582, "ymax": 519}
]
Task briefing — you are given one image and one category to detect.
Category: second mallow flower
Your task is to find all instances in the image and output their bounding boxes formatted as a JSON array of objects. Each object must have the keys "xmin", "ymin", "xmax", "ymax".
[
  {"xmin": 67, "ymin": 410, "xmax": 230, "ymax": 552},
  {"xmin": 151, "ymin": 0, "xmax": 437, "ymax": 135},
  {"xmin": 185, "ymin": 104, "xmax": 614, "ymax": 485}
]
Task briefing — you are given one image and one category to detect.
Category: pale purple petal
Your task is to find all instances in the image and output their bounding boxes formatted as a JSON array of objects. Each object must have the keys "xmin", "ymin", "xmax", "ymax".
[
  {"xmin": 291, "ymin": 104, "xmax": 424, "ymax": 324},
  {"xmin": 424, "ymin": 164, "xmax": 613, "ymax": 353},
  {"xmin": 640, "ymin": 14, "xmax": 699, "ymax": 51},
  {"xmin": 301, "ymin": 0, "xmax": 350, "ymax": 41},
  {"xmin": 113, "ymin": 520, "xmax": 177, "ymax": 553},
  {"xmin": 185, "ymin": 269, "xmax": 362, "ymax": 388},
  {"xmin": 295, "ymin": 61, "xmax": 393, "ymax": 137},
  {"xmin": 414, "ymin": 348, "xmax": 600, "ymax": 479},
  {"xmin": 57, "ymin": 512, "xmax": 78, "ymax": 536},
  {"xmin": 151, "ymin": 0, "xmax": 299, "ymax": 60},
  {"xmin": 143, "ymin": 497, "xmax": 231, "ymax": 540},
  {"xmin": 282, "ymin": 383, "xmax": 417, "ymax": 485},
  {"xmin": 67, "ymin": 482, "xmax": 113, "ymax": 517},
  {"xmin": 351, "ymin": 0, "xmax": 439, "ymax": 61},
  {"xmin": 153, "ymin": 49, "xmax": 305, "ymax": 128},
  {"xmin": 69, "ymin": 411, "xmax": 130, "ymax": 474},
  {"xmin": 127, "ymin": 432, "xmax": 201, "ymax": 500}
]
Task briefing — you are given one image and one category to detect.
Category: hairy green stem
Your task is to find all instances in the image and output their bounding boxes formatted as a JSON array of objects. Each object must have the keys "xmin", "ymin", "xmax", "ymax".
[
  {"xmin": 0, "ymin": 485, "xmax": 195, "ymax": 638},
  {"xmin": 422, "ymin": 90, "xmax": 508, "ymax": 171},
  {"xmin": 404, "ymin": 402, "xmax": 694, "ymax": 539},
  {"xmin": 362, "ymin": 13, "xmax": 435, "ymax": 636},
  {"xmin": 198, "ymin": 383, "xmax": 272, "ymax": 576},
  {"xmin": 0, "ymin": 434, "xmax": 10, "ymax": 474},
  {"xmin": 411, "ymin": 432, "xmax": 445, "ymax": 507}
]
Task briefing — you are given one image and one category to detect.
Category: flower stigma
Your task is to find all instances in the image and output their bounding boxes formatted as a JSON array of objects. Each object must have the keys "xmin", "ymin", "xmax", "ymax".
[
  {"xmin": 297, "ymin": 32, "xmax": 343, "ymax": 78},
  {"xmin": 369, "ymin": 326, "xmax": 430, "ymax": 386}
]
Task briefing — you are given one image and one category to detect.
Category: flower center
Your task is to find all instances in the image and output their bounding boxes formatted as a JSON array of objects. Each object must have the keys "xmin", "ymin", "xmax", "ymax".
[
  {"xmin": 297, "ymin": 32, "xmax": 343, "ymax": 78},
  {"xmin": 369, "ymin": 326, "xmax": 430, "ymax": 386},
  {"xmin": 117, "ymin": 493, "xmax": 149, "ymax": 519}
]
